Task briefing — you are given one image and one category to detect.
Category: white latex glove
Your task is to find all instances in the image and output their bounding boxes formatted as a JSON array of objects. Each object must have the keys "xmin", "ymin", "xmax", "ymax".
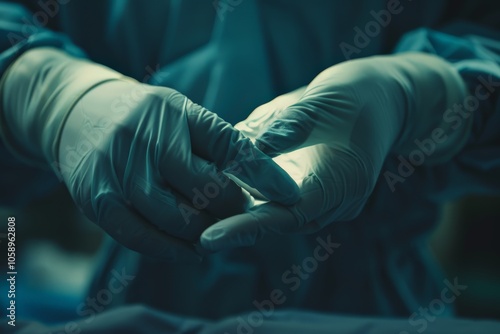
[
  {"xmin": 0, "ymin": 48, "xmax": 299, "ymax": 261},
  {"xmin": 200, "ymin": 52, "xmax": 470, "ymax": 251}
]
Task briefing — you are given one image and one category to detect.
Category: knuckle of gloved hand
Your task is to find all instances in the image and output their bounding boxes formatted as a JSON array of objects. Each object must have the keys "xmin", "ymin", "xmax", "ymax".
[
  {"xmin": 121, "ymin": 85, "xmax": 182, "ymax": 123},
  {"xmin": 164, "ymin": 88, "xmax": 209, "ymax": 119},
  {"xmin": 14, "ymin": 48, "xmax": 61, "ymax": 76}
]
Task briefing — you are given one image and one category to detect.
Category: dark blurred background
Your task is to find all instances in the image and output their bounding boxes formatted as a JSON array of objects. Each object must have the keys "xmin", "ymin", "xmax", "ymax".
[{"xmin": 430, "ymin": 196, "xmax": 500, "ymax": 318}]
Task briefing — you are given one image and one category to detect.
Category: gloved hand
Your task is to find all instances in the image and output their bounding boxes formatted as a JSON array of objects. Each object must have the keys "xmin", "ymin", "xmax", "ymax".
[
  {"xmin": 200, "ymin": 52, "xmax": 470, "ymax": 251},
  {"xmin": 0, "ymin": 47, "xmax": 299, "ymax": 261}
]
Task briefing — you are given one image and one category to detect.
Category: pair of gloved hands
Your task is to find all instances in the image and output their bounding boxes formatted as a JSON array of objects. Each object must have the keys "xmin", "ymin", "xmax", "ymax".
[{"xmin": 0, "ymin": 48, "xmax": 469, "ymax": 261}]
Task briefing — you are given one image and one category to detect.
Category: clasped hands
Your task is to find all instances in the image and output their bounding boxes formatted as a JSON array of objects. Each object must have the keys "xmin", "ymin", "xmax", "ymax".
[{"xmin": 1, "ymin": 48, "xmax": 468, "ymax": 262}]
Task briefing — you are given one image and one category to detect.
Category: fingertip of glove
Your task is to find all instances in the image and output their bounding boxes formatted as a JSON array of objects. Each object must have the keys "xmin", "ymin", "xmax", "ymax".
[
  {"xmin": 222, "ymin": 148, "xmax": 300, "ymax": 206},
  {"xmin": 200, "ymin": 227, "xmax": 227, "ymax": 252},
  {"xmin": 200, "ymin": 224, "xmax": 260, "ymax": 251}
]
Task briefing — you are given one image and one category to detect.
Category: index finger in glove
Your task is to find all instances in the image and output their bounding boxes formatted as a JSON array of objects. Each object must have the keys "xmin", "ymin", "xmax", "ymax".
[
  {"xmin": 199, "ymin": 173, "xmax": 325, "ymax": 251},
  {"xmin": 200, "ymin": 144, "xmax": 375, "ymax": 251},
  {"xmin": 200, "ymin": 202, "xmax": 299, "ymax": 251},
  {"xmin": 179, "ymin": 95, "xmax": 300, "ymax": 205}
]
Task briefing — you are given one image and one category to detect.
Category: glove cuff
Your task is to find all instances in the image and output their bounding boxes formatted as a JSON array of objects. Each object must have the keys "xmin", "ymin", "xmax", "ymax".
[
  {"xmin": 393, "ymin": 52, "xmax": 471, "ymax": 164},
  {"xmin": 0, "ymin": 47, "xmax": 131, "ymax": 173}
]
